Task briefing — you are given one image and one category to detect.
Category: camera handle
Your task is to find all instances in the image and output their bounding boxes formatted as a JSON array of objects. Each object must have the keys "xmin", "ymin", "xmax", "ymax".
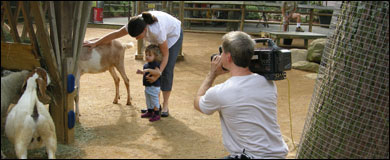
[{"xmin": 253, "ymin": 38, "xmax": 279, "ymax": 50}]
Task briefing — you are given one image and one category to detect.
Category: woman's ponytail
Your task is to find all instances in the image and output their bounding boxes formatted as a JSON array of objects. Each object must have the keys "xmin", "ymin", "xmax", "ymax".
[{"xmin": 142, "ymin": 12, "xmax": 158, "ymax": 24}]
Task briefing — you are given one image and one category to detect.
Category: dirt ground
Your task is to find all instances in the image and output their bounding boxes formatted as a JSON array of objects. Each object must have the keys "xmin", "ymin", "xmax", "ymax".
[{"xmin": 1, "ymin": 28, "xmax": 316, "ymax": 159}]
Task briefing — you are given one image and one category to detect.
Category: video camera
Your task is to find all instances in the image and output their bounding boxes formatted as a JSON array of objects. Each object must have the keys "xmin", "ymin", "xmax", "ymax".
[{"xmin": 211, "ymin": 38, "xmax": 291, "ymax": 80}]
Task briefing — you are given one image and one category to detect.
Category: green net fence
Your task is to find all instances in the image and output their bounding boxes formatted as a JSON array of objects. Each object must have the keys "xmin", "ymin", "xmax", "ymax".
[{"xmin": 296, "ymin": 1, "xmax": 389, "ymax": 159}]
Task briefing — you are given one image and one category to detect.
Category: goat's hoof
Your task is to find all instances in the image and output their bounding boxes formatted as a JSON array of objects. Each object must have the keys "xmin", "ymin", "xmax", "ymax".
[
  {"xmin": 126, "ymin": 102, "xmax": 132, "ymax": 105},
  {"xmin": 113, "ymin": 101, "xmax": 118, "ymax": 104}
]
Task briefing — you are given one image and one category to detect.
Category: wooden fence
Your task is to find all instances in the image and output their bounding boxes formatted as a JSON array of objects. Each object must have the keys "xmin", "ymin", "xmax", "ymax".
[{"xmin": 168, "ymin": 1, "xmax": 337, "ymax": 35}]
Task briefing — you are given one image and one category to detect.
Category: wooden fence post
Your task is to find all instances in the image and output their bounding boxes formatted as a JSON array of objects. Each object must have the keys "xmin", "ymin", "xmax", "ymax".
[
  {"xmin": 240, "ymin": 4, "xmax": 245, "ymax": 31},
  {"xmin": 309, "ymin": 9, "xmax": 313, "ymax": 32},
  {"xmin": 177, "ymin": 1, "xmax": 184, "ymax": 61},
  {"xmin": 135, "ymin": 1, "xmax": 144, "ymax": 60}
]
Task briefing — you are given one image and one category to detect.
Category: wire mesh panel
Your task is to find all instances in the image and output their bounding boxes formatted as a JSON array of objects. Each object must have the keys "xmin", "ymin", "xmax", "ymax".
[{"xmin": 297, "ymin": 1, "xmax": 389, "ymax": 159}]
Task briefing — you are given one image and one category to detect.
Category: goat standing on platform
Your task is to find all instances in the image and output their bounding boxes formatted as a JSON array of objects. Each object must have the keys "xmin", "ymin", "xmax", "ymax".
[
  {"xmin": 5, "ymin": 67, "xmax": 56, "ymax": 159},
  {"xmin": 75, "ymin": 39, "xmax": 134, "ymax": 118}
]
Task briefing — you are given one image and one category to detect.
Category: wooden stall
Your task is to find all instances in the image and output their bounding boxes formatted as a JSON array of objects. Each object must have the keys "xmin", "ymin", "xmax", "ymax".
[{"xmin": 1, "ymin": 1, "xmax": 92, "ymax": 144}]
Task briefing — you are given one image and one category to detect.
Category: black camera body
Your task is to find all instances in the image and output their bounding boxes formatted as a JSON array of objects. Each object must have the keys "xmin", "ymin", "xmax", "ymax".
[{"xmin": 211, "ymin": 38, "xmax": 291, "ymax": 80}]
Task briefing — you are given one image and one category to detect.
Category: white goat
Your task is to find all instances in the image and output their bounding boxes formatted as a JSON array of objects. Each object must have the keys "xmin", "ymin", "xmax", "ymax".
[
  {"xmin": 75, "ymin": 39, "xmax": 134, "ymax": 118},
  {"xmin": 1, "ymin": 70, "xmax": 30, "ymax": 159},
  {"xmin": 5, "ymin": 67, "xmax": 56, "ymax": 159}
]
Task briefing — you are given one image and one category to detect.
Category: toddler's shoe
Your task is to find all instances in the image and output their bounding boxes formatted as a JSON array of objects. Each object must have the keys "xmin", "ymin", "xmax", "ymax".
[
  {"xmin": 149, "ymin": 114, "xmax": 160, "ymax": 122},
  {"xmin": 141, "ymin": 112, "xmax": 153, "ymax": 118}
]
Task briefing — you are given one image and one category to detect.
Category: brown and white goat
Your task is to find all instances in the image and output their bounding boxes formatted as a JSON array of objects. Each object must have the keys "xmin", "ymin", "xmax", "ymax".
[
  {"xmin": 75, "ymin": 39, "xmax": 134, "ymax": 117},
  {"xmin": 1, "ymin": 70, "xmax": 30, "ymax": 159},
  {"xmin": 5, "ymin": 67, "xmax": 56, "ymax": 159}
]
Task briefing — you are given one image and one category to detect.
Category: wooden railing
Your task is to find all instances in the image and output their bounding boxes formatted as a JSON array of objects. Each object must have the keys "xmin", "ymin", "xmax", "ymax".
[{"xmin": 166, "ymin": 1, "xmax": 337, "ymax": 35}]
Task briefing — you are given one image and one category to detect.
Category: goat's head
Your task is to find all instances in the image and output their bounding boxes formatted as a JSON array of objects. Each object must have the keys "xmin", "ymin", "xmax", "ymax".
[{"xmin": 21, "ymin": 67, "xmax": 51, "ymax": 104}]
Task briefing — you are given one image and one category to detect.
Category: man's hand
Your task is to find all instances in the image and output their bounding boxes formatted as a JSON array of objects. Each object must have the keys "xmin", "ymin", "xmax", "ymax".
[
  {"xmin": 194, "ymin": 55, "xmax": 228, "ymax": 113},
  {"xmin": 210, "ymin": 55, "xmax": 229, "ymax": 77},
  {"xmin": 144, "ymin": 68, "xmax": 161, "ymax": 83}
]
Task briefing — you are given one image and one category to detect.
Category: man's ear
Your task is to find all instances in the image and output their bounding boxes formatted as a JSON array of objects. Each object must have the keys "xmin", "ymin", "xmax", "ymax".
[{"xmin": 226, "ymin": 52, "xmax": 233, "ymax": 63}]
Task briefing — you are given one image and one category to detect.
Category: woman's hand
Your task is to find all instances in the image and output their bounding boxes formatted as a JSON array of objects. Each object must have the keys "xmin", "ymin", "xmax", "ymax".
[
  {"xmin": 144, "ymin": 68, "xmax": 161, "ymax": 83},
  {"xmin": 82, "ymin": 26, "xmax": 129, "ymax": 51},
  {"xmin": 83, "ymin": 40, "xmax": 98, "ymax": 51}
]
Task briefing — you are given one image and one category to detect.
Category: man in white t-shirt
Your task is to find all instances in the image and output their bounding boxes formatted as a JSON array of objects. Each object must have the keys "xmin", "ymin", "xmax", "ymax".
[{"xmin": 194, "ymin": 31, "xmax": 289, "ymax": 159}]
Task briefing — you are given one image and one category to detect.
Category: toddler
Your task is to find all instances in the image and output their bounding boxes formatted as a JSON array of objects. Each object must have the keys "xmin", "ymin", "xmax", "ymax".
[{"xmin": 136, "ymin": 44, "xmax": 162, "ymax": 122}]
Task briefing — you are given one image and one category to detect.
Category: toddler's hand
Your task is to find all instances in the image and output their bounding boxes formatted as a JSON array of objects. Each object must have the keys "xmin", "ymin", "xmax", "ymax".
[{"xmin": 136, "ymin": 69, "xmax": 144, "ymax": 74}]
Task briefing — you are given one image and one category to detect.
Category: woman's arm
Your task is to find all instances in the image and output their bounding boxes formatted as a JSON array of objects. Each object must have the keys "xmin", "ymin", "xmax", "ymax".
[{"xmin": 83, "ymin": 26, "xmax": 128, "ymax": 48}]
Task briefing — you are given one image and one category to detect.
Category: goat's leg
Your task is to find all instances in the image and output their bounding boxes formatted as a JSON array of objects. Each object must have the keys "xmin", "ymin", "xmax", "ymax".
[
  {"xmin": 44, "ymin": 136, "xmax": 57, "ymax": 159},
  {"xmin": 15, "ymin": 142, "xmax": 28, "ymax": 159},
  {"xmin": 115, "ymin": 64, "xmax": 131, "ymax": 105},
  {"xmin": 14, "ymin": 134, "xmax": 31, "ymax": 159},
  {"xmin": 37, "ymin": 122, "xmax": 57, "ymax": 159},
  {"xmin": 75, "ymin": 70, "xmax": 81, "ymax": 119},
  {"xmin": 108, "ymin": 67, "xmax": 120, "ymax": 104}
]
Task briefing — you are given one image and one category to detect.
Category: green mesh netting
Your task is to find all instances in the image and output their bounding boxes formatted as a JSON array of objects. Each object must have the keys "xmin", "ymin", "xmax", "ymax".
[{"xmin": 297, "ymin": 1, "xmax": 389, "ymax": 159}]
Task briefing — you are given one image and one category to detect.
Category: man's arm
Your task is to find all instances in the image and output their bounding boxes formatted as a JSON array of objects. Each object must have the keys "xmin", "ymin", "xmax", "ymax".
[
  {"xmin": 194, "ymin": 55, "xmax": 228, "ymax": 113},
  {"xmin": 194, "ymin": 72, "xmax": 217, "ymax": 113}
]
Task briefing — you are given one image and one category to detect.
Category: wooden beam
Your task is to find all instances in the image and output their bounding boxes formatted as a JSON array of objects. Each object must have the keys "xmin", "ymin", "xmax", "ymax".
[
  {"xmin": 30, "ymin": 1, "xmax": 61, "ymax": 85},
  {"xmin": 54, "ymin": 1, "xmax": 63, "ymax": 52},
  {"xmin": 48, "ymin": 1, "xmax": 62, "ymax": 75},
  {"xmin": 135, "ymin": 1, "xmax": 144, "ymax": 60},
  {"xmin": 240, "ymin": 4, "xmax": 245, "ymax": 31},
  {"xmin": 1, "ymin": 42, "xmax": 41, "ymax": 70},
  {"xmin": 184, "ymin": 18, "xmax": 240, "ymax": 23},
  {"xmin": 180, "ymin": 1, "xmax": 184, "ymax": 26},
  {"xmin": 13, "ymin": 2, "xmax": 22, "ymax": 29},
  {"xmin": 30, "ymin": 1, "xmax": 65, "ymax": 144},
  {"xmin": 72, "ymin": 2, "xmax": 92, "ymax": 74},
  {"xmin": 21, "ymin": 1, "xmax": 39, "ymax": 58},
  {"xmin": 178, "ymin": 1, "xmax": 184, "ymax": 61},
  {"xmin": 64, "ymin": 58, "xmax": 75, "ymax": 144},
  {"xmin": 70, "ymin": 2, "xmax": 83, "ymax": 73},
  {"xmin": 183, "ymin": 7, "xmax": 241, "ymax": 11},
  {"xmin": 309, "ymin": 9, "xmax": 313, "ymax": 32},
  {"xmin": 60, "ymin": 1, "xmax": 75, "ymax": 145},
  {"xmin": 3, "ymin": 1, "xmax": 21, "ymax": 43}
]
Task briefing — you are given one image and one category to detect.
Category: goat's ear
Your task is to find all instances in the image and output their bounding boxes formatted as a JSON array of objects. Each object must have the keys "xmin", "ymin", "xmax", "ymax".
[
  {"xmin": 20, "ymin": 75, "xmax": 29, "ymax": 96},
  {"xmin": 17, "ymin": 79, "xmax": 28, "ymax": 103},
  {"xmin": 36, "ymin": 78, "xmax": 51, "ymax": 104}
]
